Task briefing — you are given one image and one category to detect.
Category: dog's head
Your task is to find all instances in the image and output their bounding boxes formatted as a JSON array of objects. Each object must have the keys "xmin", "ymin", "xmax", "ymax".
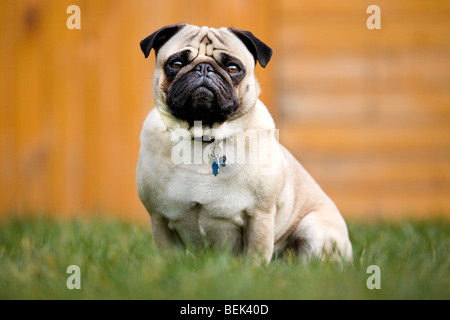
[{"xmin": 140, "ymin": 23, "xmax": 272, "ymax": 127}]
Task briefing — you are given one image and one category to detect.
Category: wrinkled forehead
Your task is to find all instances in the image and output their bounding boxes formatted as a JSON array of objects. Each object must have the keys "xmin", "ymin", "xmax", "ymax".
[{"xmin": 157, "ymin": 25, "xmax": 254, "ymax": 66}]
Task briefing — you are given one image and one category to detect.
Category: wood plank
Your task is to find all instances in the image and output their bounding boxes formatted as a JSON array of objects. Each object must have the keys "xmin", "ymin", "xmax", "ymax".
[
  {"xmin": 280, "ymin": 124, "xmax": 450, "ymax": 154},
  {"xmin": 279, "ymin": 0, "xmax": 450, "ymax": 15},
  {"xmin": 333, "ymin": 190, "xmax": 450, "ymax": 220},
  {"xmin": 298, "ymin": 155, "xmax": 450, "ymax": 187},
  {"xmin": 278, "ymin": 54, "xmax": 450, "ymax": 86},
  {"xmin": 278, "ymin": 92, "xmax": 450, "ymax": 126},
  {"xmin": 0, "ymin": 0, "xmax": 18, "ymax": 213}
]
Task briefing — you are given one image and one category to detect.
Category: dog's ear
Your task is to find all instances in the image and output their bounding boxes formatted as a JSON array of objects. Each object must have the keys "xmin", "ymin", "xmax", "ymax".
[
  {"xmin": 140, "ymin": 23, "xmax": 186, "ymax": 58},
  {"xmin": 228, "ymin": 27, "xmax": 273, "ymax": 68}
]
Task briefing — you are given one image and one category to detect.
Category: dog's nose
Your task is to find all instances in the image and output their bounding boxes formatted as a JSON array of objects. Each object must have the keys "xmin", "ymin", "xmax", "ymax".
[{"xmin": 194, "ymin": 63, "xmax": 214, "ymax": 76}]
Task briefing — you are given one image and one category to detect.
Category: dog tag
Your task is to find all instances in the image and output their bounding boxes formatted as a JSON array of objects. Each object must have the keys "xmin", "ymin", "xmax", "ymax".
[
  {"xmin": 210, "ymin": 143, "xmax": 226, "ymax": 176},
  {"xmin": 212, "ymin": 157, "xmax": 219, "ymax": 176},
  {"xmin": 212, "ymin": 155, "xmax": 226, "ymax": 176}
]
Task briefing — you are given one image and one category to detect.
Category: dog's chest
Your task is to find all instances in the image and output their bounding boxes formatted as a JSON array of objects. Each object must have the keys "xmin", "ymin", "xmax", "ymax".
[
  {"xmin": 159, "ymin": 169, "xmax": 253, "ymax": 246},
  {"xmin": 165, "ymin": 168, "xmax": 254, "ymax": 220}
]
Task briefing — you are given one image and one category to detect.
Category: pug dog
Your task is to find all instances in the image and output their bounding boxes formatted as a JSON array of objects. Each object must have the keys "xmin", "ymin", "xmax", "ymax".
[{"xmin": 136, "ymin": 23, "xmax": 352, "ymax": 263}]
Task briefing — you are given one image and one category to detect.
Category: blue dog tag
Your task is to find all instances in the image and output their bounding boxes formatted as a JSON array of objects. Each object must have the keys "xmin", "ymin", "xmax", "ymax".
[
  {"xmin": 210, "ymin": 143, "xmax": 226, "ymax": 176},
  {"xmin": 212, "ymin": 155, "xmax": 226, "ymax": 176}
]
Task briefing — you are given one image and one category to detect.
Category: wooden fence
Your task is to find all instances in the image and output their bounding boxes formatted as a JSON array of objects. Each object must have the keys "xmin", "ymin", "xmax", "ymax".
[{"xmin": 0, "ymin": 0, "xmax": 449, "ymax": 222}]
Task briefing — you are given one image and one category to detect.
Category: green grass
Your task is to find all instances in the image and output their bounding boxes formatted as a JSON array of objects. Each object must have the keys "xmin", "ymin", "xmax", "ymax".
[{"xmin": 0, "ymin": 217, "xmax": 448, "ymax": 299}]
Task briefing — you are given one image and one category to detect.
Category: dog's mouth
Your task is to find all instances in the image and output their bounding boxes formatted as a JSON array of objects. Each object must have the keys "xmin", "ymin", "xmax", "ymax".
[
  {"xmin": 189, "ymin": 86, "xmax": 215, "ymax": 109},
  {"xmin": 166, "ymin": 65, "xmax": 238, "ymax": 127}
]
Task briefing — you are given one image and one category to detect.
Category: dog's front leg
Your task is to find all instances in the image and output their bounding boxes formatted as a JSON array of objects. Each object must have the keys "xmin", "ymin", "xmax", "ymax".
[
  {"xmin": 150, "ymin": 212, "xmax": 183, "ymax": 251},
  {"xmin": 245, "ymin": 206, "xmax": 276, "ymax": 264}
]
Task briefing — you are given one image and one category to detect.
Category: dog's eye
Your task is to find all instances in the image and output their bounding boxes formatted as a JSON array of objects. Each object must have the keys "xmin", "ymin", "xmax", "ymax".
[
  {"xmin": 226, "ymin": 64, "xmax": 239, "ymax": 74},
  {"xmin": 170, "ymin": 60, "xmax": 183, "ymax": 69}
]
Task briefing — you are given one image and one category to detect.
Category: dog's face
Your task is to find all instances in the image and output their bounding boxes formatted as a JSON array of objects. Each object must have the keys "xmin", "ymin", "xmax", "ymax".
[{"xmin": 140, "ymin": 23, "xmax": 272, "ymax": 127}]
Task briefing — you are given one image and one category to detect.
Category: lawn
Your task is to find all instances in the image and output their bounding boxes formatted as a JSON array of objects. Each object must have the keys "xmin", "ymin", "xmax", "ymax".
[{"xmin": 0, "ymin": 217, "xmax": 448, "ymax": 300}]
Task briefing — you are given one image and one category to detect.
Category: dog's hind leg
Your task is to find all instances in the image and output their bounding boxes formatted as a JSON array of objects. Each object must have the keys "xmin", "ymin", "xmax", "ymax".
[{"xmin": 290, "ymin": 210, "xmax": 352, "ymax": 262}]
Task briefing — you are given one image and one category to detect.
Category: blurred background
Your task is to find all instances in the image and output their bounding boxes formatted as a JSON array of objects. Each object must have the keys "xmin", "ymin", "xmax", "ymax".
[{"xmin": 0, "ymin": 0, "xmax": 449, "ymax": 223}]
